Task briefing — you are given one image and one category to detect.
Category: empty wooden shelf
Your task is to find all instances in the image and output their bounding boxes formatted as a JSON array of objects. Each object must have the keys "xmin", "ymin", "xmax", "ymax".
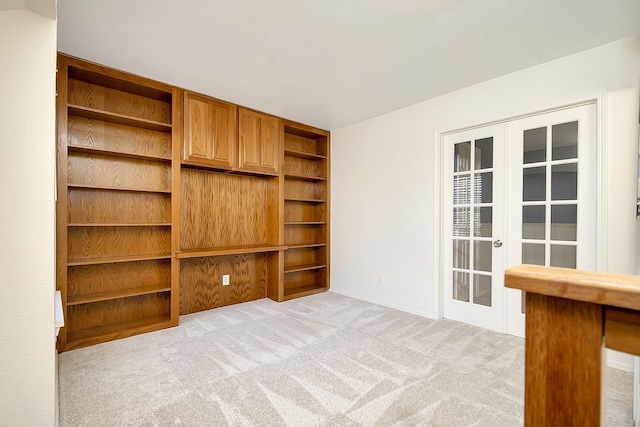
[
  {"xmin": 269, "ymin": 121, "xmax": 330, "ymax": 302},
  {"xmin": 56, "ymin": 54, "xmax": 180, "ymax": 351}
]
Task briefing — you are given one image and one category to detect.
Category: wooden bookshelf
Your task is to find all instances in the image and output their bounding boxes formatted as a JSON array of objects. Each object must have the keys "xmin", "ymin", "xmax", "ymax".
[
  {"xmin": 56, "ymin": 54, "xmax": 330, "ymax": 350},
  {"xmin": 56, "ymin": 54, "xmax": 179, "ymax": 351},
  {"xmin": 270, "ymin": 122, "xmax": 330, "ymax": 302}
]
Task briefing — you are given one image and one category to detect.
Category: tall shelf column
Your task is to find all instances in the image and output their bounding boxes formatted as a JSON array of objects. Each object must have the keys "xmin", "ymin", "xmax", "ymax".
[
  {"xmin": 56, "ymin": 54, "xmax": 180, "ymax": 351},
  {"xmin": 271, "ymin": 121, "xmax": 330, "ymax": 301}
]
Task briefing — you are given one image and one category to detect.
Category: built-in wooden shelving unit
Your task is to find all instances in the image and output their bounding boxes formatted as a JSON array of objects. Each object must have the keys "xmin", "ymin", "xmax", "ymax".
[
  {"xmin": 56, "ymin": 54, "xmax": 330, "ymax": 351},
  {"xmin": 273, "ymin": 122, "xmax": 330, "ymax": 301},
  {"xmin": 56, "ymin": 54, "xmax": 180, "ymax": 351}
]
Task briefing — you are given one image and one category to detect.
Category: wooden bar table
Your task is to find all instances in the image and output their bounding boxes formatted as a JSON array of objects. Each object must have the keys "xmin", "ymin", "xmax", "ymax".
[{"xmin": 505, "ymin": 264, "xmax": 640, "ymax": 426}]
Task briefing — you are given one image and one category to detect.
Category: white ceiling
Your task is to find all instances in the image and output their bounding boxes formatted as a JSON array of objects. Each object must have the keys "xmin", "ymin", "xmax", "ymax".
[{"xmin": 57, "ymin": 0, "xmax": 640, "ymax": 130}]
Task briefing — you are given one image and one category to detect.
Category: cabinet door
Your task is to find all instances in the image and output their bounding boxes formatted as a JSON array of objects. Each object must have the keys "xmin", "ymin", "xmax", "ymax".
[
  {"xmin": 184, "ymin": 92, "xmax": 237, "ymax": 169},
  {"xmin": 238, "ymin": 108, "xmax": 281, "ymax": 174}
]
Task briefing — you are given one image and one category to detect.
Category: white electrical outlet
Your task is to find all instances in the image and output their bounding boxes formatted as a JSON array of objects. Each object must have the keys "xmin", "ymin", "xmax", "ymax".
[
  {"xmin": 378, "ymin": 274, "xmax": 385, "ymax": 286},
  {"xmin": 222, "ymin": 274, "xmax": 230, "ymax": 286}
]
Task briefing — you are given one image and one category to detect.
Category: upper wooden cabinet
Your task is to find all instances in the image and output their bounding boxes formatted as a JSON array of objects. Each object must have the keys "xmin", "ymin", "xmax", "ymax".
[
  {"xmin": 238, "ymin": 107, "xmax": 281, "ymax": 175},
  {"xmin": 183, "ymin": 91, "xmax": 237, "ymax": 169}
]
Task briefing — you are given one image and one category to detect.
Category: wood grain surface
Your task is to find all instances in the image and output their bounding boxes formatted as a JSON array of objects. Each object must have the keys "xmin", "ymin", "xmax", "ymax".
[
  {"xmin": 56, "ymin": 55, "xmax": 71, "ymax": 351},
  {"xmin": 283, "ymin": 130, "xmax": 327, "ymax": 157},
  {"xmin": 179, "ymin": 253, "xmax": 268, "ymax": 315},
  {"xmin": 68, "ymin": 152, "xmax": 171, "ymax": 192},
  {"xmin": 238, "ymin": 108, "xmax": 281, "ymax": 174},
  {"xmin": 68, "ymin": 116, "xmax": 171, "ymax": 159},
  {"xmin": 524, "ymin": 293, "xmax": 602, "ymax": 426},
  {"xmin": 183, "ymin": 91, "xmax": 237, "ymax": 169},
  {"xmin": 58, "ymin": 54, "xmax": 178, "ymax": 351},
  {"xmin": 68, "ymin": 78, "xmax": 171, "ymax": 124},
  {"xmin": 604, "ymin": 307, "xmax": 640, "ymax": 356},
  {"xmin": 67, "ymin": 226, "xmax": 171, "ymax": 260},
  {"xmin": 284, "ymin": 200, "xmax": 326, "ymax": 223},
  {"xmin": 283, "ymin": 179, "xmax": 326, "ymax": 201},
  {"xmin": 170, "ymin": 87, "xmax": 183, "ymax": 326},
  {"xmin": 284, "ymin": 246, "xmax": 326, "ymax": 270},
  {"xmin": 66, "ymin": 60, "xmax": 173, "ymax": 100},
  {"xmin": 181, "ymin": 169, "xmax": 269, "ymax": 248},
  {"xmin": 68, "ymin": 189, "xmax": 171, "ymax": 224},
  {"xmin": 284, "ymin": 224, "xmax": 326, "ymax": 246},
  {"xmin": 67, "ymin": 292, "xmax": 170, "ymax": 333},
  {"xmin": 284, "ymin": 155, "xmax": 324, "ymax": 179},
  {"xmin": 266, "ymin": 176, "xmax": 283, "ymax": 246},
  {"xmin": 505, "ymin": 264, "xmax": 640, "ymax": 311},
  {"xmin": 67, "ymin": 259, "xmax": 171, "ymax": 297},
  {"xmin": 283, "ymin": 269, "xmax": 325, "ymax": 289}
]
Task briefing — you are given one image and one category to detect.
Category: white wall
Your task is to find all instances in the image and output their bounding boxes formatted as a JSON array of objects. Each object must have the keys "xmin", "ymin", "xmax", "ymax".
[
  {"xmin": 331, "ymin": 37, "xmax": 640, "ymax": 322},
  {"xmin": 0, "ymin": 8, "xmax": 57, "ymax": 426}
]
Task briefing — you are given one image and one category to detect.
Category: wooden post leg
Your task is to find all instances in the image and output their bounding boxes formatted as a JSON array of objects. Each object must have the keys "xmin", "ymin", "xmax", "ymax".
[{"xmin": 524, "ymin": 293, "xmax": 603, "ymax": 426}]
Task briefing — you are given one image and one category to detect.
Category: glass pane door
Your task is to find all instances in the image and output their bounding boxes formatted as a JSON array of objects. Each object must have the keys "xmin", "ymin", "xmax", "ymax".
[
  {"xmin": 453, "ymin": 138, "xmax": 494, "ymax": 307},
  {"xmin": 443, "ymin": 124, "xmax": 505, "ymax": 333},
  {"xmin": 506, "ymin": 104, "xmax": 597, "ymax": 337}
]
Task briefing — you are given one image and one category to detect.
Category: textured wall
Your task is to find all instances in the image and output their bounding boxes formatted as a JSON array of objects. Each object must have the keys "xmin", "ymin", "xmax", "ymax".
[{"xmin": 0, "ymin": 8, "xmax": 57, "ymax": 426}]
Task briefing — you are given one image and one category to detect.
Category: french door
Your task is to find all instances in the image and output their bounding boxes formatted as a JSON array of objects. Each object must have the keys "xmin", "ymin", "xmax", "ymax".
[
  {"xmin": 442, "ymin": 103, "xmax": 597, "ymax": 336},
  {"xmin": 443, "ymin": 124, "xmax": 506, "ymax": 332}
]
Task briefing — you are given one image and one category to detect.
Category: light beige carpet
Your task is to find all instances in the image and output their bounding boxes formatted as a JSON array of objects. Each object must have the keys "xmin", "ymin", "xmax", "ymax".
[{"xmin": 59, "ymin": 292, "xmax": 633, "ymax": 426}]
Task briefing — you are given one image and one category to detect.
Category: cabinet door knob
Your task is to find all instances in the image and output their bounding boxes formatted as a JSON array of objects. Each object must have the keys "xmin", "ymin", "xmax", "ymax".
[{"xmin": 493, "ymin": 240, "xmax": 503, "ymax": 248}]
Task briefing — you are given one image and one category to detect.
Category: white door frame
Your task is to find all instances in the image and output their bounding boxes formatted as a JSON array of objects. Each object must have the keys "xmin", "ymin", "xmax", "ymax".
[{"xmin": 432, "ymin": 93, "xmax": 608, "ymax": 322}]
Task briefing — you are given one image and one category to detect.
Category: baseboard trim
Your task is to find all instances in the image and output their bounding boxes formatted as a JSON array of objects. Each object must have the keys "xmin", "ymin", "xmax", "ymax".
[{"xmin": 328, "ymin": 290, "xmax": 433, "ymax": 319}]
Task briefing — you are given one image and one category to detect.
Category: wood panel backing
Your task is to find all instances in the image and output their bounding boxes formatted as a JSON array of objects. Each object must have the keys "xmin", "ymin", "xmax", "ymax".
[
  {"xmin": 67, "ymin": 226, "xmax": 171, "ymax": 260},
  {"xmin": 284, "ymin": 133, "xmax": 324, "ymax": 156},
  {"xmin": 266, "ymin": 251, "xmax": 283, "ymax": 302},
  {"xmin": 68, "ymin": 65, "xmax": 172, "ymax": 102},
  {"xmin": 68, "ymin": 190, "xmax": 171, "ymax": 224},
  {"xmin": 524, "ymin": 293, "xmax": 602, "ymax": 426},
  {"xmin": 180, "ymin": 253, "xmax": 267, "ymax": 314},
  {"xmin": 181, "ymin": 169, "xmax": 269, "ymax": 248},
  {"xmin": 67, "ymin": 293, "xmax": 170, "ymax": 332},
  {"xmin": 284, "ymin": 155, "xmax": 324, "ymax": 179},
  {"xmin": 284, "ymin": 180, "xmax": 326, "ymax": 201},
  {"xmin": 283, "ymin": 269, "xmax": 327, "ymax": 290},
  {"xmin": 266, "ymin": 176, "xmax": 283, "ymax": 245},
  {"xmin": 284, "ymin": 224, "xmax": 326, "ymax": 246},
  {"xmin": 68, "ymin": 153, "xmax": 171, "ymax": 191},
  {"xmin": 68, "ymin": 116, "xmax": 171, "ymax": 158},
  {"xmin": 68, "ymin": 260, "xmax": 171, "ymax": 297},
  {"xmin": 284, "ymin": 247, "xmax": 327, "ymax": 269},
  {"xmin": 284, "ymin": 201, "xmax": 326, "ymax": 222},
  {"xmin": 68, "ymin": 79, "xmax": 171, "ymax": 124}
]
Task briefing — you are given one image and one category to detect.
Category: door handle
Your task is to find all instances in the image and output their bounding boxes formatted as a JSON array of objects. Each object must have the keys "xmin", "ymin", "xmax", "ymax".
[{"xmin": 493, "ymin": 240, "xmax": 503, "ymax": 248}]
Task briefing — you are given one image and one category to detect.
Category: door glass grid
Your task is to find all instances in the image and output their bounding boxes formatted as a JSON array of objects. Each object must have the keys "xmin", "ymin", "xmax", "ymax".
[
  {"xmin": 521, "ymin": 121, "xmax": 579, "ymax": 312},
  {"xmin": 453, "ymin": 138, "xmax": 493, "ymax": 307}
]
